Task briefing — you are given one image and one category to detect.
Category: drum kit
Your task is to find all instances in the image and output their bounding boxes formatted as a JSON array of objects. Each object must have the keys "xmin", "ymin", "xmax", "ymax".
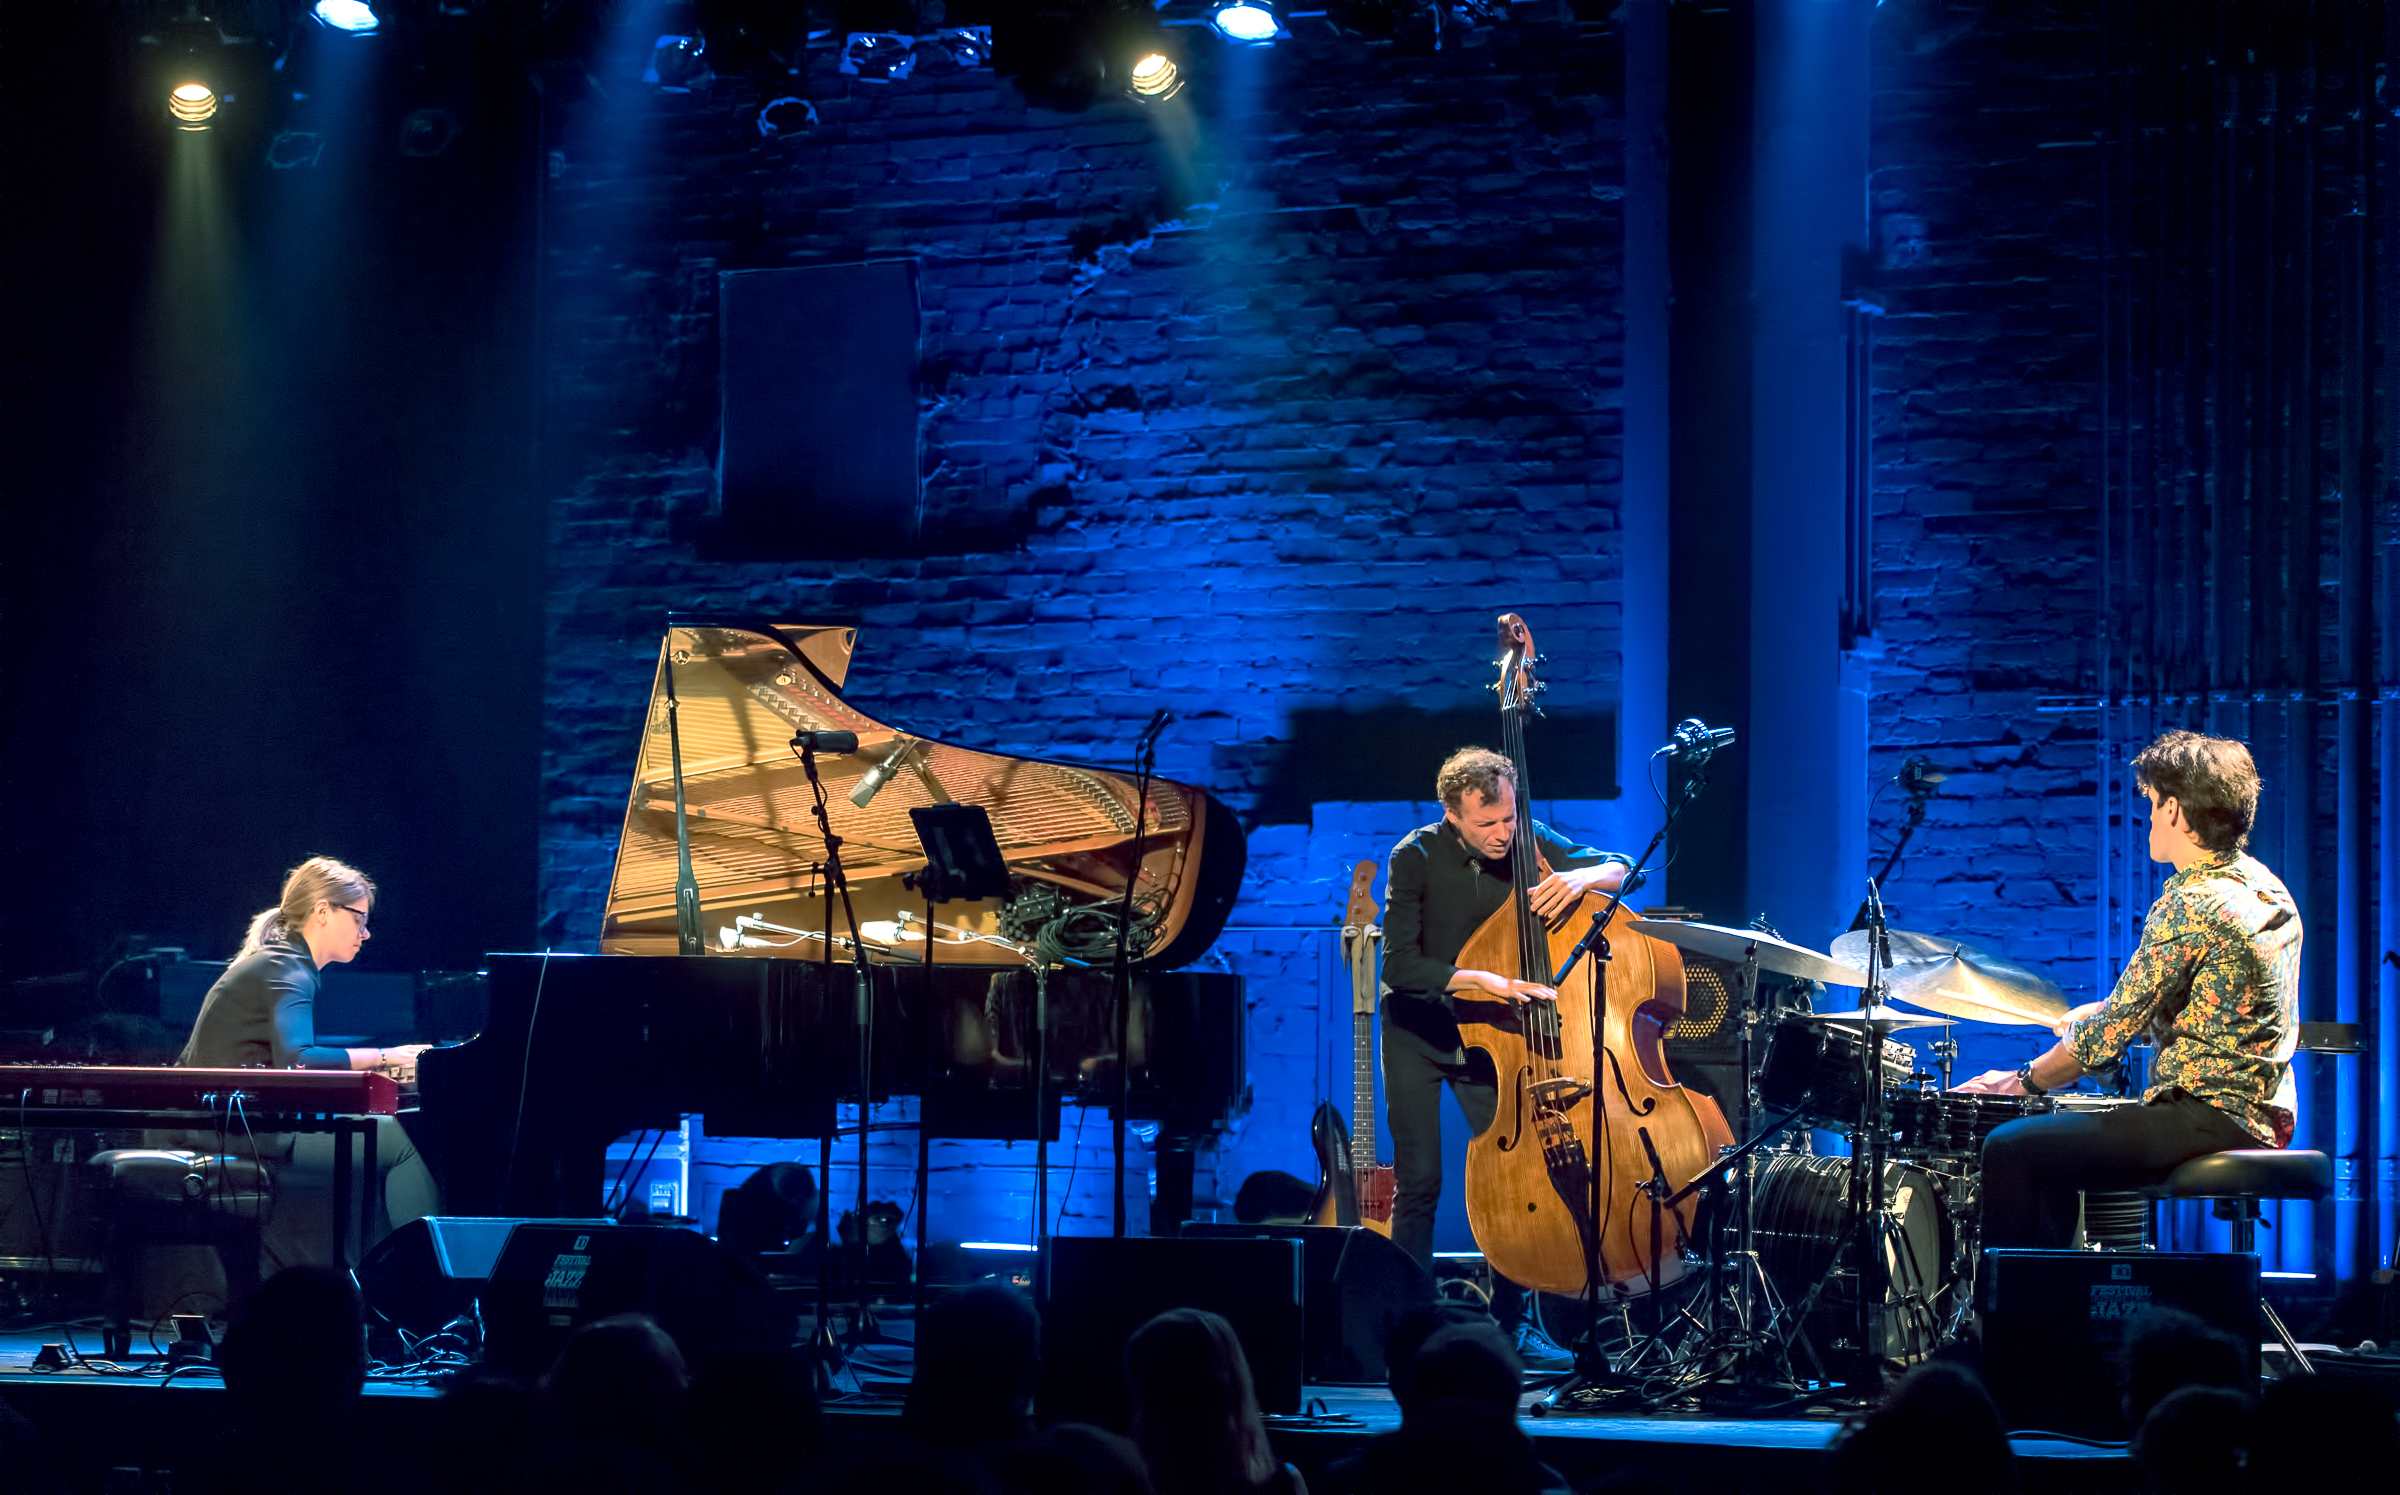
[{"xmin": 1598, "ymin": 910, "xmax": 2100, "ymax": 1399}]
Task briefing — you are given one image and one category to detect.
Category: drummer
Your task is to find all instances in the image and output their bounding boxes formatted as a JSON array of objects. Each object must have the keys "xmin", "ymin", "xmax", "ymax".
[{"xmin": 1957, "ymin": 731, "xmax": 2299, "ymax": 1250}]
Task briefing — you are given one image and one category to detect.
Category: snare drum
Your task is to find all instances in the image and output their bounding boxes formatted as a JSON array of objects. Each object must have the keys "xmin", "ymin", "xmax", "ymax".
[
  {"xmin": 1755, "ymin": 1017, "xmax": 1917, "ymax": 1131},
  {"xmin": 1888, "ymin": 1091, "xmax": 2048, "ymax": 1160}
]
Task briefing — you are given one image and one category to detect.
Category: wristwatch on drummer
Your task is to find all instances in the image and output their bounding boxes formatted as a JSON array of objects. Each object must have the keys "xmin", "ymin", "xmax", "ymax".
[{"xmin": 2015, "ymin": 1063, "xmax": 2048, "ymax": 1097}]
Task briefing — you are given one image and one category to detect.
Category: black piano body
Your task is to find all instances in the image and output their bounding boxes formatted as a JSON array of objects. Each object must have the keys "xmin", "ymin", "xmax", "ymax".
[
  {"xmin": 413, "ymin": 619, "xmax": 1249, "ymax": 1228},
  {"xmin": 413, "ymin": 953, "xmax": 1246, "ymax": 1222}
]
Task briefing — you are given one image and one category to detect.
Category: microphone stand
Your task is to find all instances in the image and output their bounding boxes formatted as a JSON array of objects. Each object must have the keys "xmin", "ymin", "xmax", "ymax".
[
  {"xmin": 1109, "ymin": 712, "xmax": 1169, "ymax": 1237},
  {"xmin": 796, "ymin": 738, "xmax": 878, "ymax": 1354},
  {"xmin": 1848, "ymin": 765, "xmax": 1937, "ymax": 932},
  {"xmin": 661, "ymin": 641, "xmax": 704, "ymax": 956},
  {"xmin": 1849, "ymin": 877, "xmax": 1895, "ymax": 1392},
  {"xmin": 1542, "ymin": 741, "xmax": 1718, "ymax": 1413}
]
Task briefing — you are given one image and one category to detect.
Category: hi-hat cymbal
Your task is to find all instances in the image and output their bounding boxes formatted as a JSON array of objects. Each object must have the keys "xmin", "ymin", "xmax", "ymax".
[
  {"xmin": 1628, "ymin": 919, "xmax": 1867, "ymax": 988},
  {"xmin": 1827, "ymin": 928, "xmax": 2069, "ymax": 1027}
]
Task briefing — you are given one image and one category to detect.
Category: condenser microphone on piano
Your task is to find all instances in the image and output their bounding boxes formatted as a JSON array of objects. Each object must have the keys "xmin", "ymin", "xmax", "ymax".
[
  {"xmin": 850, "ymin": 739, "xmax": 913, "ymax": 808},
  {"xmin": 792, "ymin": 730, "xmax": 860, "ymax": 755}
]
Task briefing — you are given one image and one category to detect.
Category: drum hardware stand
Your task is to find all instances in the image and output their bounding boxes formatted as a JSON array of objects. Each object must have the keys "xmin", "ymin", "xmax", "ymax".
[{"xmin": 1539, "ymin": 724, "xmax": 1726, "ymax": 1415}]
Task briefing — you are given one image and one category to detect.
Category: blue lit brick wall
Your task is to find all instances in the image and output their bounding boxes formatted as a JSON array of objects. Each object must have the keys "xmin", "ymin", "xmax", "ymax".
[
  {"xmin": 1864, "ymin": 2, "xmax": 2106, "ymax": 1084},
  {"xmin": 539, "ymin": 18, "xmax": 1633, "ymax": 949},
  {"xmin": 537, "ymin": 19, "xmax": 1632, "ymax": 1230}
]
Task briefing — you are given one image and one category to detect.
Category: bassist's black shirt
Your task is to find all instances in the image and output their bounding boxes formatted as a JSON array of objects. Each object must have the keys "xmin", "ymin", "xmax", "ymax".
[{"xmin": 1382, "ymin": 819, "xmax": 1621, "ymax": 1054}]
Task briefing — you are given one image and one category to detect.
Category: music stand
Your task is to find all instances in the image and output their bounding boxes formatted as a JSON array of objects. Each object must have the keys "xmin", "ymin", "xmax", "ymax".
[
  {"xmin": 908, "ymin": 804, "xmax": 1013, "ymax": 905},
  {"xmin": 904, "ymin": 805, "xmax": 1015, "ymax": 1313}
]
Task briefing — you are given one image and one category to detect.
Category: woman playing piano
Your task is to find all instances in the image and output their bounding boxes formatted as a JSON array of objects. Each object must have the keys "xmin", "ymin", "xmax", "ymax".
[{"xmin": 176, "ymin": 855, "xmax": 439, "ymax": 1272}]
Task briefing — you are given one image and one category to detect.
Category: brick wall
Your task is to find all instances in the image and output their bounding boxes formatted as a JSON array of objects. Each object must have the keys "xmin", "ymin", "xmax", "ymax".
[
  {"xmin": 1865, "ymin": 1, "xmax": 2107, "ymax": 1080},
  {"xmin": 537, "ymin": 18, "xmax": 1631, "ymax": 1231}
]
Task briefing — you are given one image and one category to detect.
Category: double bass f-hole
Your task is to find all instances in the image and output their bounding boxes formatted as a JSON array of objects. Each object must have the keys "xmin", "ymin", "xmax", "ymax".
[{"xmin": 1596, "ymin": 1044, "xmax": 1656, "ymax": 1118}]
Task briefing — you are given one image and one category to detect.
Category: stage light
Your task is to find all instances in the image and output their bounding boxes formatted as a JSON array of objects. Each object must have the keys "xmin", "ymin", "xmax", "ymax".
[
  {"xmin": 755, "ymin": 94, "xmax": 818, "ymax": 139},
  {"xmin": 1126, "ymin": 51, "xmax": 1181, "ymax": 100},
  {"xmin": 644, "ymin": 34, "xmax": 711, "ymax": 90},
  {"xmin": 1207, "ymin": 1, "xmax": 1282, "ymax": 44},
  {"xmin": 908, "ymin": 25, "xmax": 993, "ymax": 77},
  {"xmin": 310, "ymin": 0, "xmax": 380, "ymax": 33},
  {"xmin": 168, "ymin": 82, "xmax": 219, "ymax": 127},
  {"xmin": 841, "ymin": 31, "xmax": 914, "ymax": 80}
]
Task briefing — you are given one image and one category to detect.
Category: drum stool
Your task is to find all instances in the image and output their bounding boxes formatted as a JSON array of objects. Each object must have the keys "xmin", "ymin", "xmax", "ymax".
[
  {"xmin": 2147, "ymin": 1148, "xmax": 2331, "ymax": 1374},
  {"xmin": 87, "ymin": 1149, "xmax": 272, "ymax": 1359}
]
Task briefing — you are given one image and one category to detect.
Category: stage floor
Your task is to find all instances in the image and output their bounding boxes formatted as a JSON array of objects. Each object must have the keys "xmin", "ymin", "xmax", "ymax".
[{"xmin": 0, "ymin": 1324, "xmax": 2130, "ymax": 1493}]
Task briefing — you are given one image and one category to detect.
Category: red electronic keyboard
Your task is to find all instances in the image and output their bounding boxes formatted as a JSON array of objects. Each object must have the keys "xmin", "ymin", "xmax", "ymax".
[
  {"xmin": 0, "ymin": 1065, "xmax": 400, "ymax": 1121},
  {"xmin": 0, "ymin": 1065, "xmax": 405, "ymax": 1269}
]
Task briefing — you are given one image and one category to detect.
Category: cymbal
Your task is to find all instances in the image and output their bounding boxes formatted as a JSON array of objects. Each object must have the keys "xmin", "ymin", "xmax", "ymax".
[
  {"xmin": 1627, "ymin": 919, "xmax": 1867, "ymax": 988},
  {"xmin": 1803, "ymin": 1007, "xmax": 1953, "ymax": 1031},
  {"xmin": 1827, "ymin": 928, "xmax": 2070, "ymax": 1027}
]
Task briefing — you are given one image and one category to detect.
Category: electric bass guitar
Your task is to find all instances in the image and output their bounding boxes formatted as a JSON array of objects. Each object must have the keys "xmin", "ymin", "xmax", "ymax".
[{"xmin": 1310, "ymin": 860, "xmax": 1395, "ymax": 1235}]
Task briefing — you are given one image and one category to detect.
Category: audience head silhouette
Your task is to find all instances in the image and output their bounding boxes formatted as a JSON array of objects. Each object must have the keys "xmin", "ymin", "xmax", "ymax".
[
  {"xmin": 1395, "ymin": 1321, "xmax": 1521, "ymax": 1418},
  {"xmin": 541, "ymin": 1312, "xmax": 691, "ymax": 1451},
  {"xmin": 2133, "ymin": 1383, "xmax": 2250, "ymax": 1495},
  {"xmin": 1820, "ymin": 1361, "xmax": 2014, "ymax": 1495},
  {"xmin": 215, "ymin": 1265, "xmax": 368, "ymax": 1428},
  {"xmin": 1122, "ymin": 1308, "xmax": 1280, "ymax": 1495},
  {"xmin": 905, "ymin": 1283, "xmax": 1043, "ymax": 1450},
  {"xmin": 1378, "ymin": 1302, "xmax": 1489, "ymax": 1405},
  {"xmin": 2120, "ymin": 1306, "xmax": 2248, "ymax": 1431}
]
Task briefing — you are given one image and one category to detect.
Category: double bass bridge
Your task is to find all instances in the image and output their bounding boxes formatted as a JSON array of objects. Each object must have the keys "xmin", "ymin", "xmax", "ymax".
[{"xmin": 1530, "ymin": 1101, "xmax": 1598, "ymax": 1255}]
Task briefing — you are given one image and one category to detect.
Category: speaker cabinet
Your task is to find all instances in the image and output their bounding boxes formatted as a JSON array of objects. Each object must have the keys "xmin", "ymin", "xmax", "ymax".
[
  {"xmin": 359, "ymin": 1216, "xmax": 612, "ymax": 1338},
  {"xmin": 1978, "ymin": 1249, "xmax": 2259, "ymax": 1439},
  {"xmin": 480, "ymin": 1222, "xmax": 797, "ymax": 1379},
  {"xmin": 1181, "ymin": 1223, "xmax": 1433, "ymax": 1382},
  {"xmin": 1040, "ymin": 1235, "xmax": 1306, "ymax": 1425}
]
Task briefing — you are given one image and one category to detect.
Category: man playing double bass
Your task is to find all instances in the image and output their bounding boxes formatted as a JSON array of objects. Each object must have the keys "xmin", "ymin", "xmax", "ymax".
[{"xmin": 1381, "ymin": 748, "xmax": 1635, "ymax": 1372}]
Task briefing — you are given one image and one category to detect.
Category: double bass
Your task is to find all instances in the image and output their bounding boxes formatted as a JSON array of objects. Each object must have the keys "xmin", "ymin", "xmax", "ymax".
[{"xmin": 1453, "ymin": 615, "xmax": 1733, "ymax": 1296}]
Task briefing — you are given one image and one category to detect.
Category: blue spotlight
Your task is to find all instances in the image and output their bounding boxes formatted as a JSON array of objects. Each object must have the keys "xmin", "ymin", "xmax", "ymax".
[
  {"xmin": 311, "ymin": 0, "xmax": 381, "ymax": 34},
  {"xmin": 1207, "ymin": 1, "xmax": 1282, "ymax": 44}
]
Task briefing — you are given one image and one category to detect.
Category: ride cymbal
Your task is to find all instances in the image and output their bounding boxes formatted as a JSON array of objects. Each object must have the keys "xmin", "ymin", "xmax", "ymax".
[
  {"xmin": 1628, "ymin": 919, "xmax": 1868, "ymax": 988},
  {"xmin": 1828, "ymin": 928, "xmax": 2070, "ymax": 1026}
]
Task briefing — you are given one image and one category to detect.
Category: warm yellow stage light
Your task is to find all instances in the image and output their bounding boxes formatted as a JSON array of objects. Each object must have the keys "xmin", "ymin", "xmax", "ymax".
[
  {"xmin": 1128, "ymin": 52, "xmax": 1181, "ymax": 99},
  {"xmin": 169, "ymin": 82, "xmax": 219, "ymax": 126}
]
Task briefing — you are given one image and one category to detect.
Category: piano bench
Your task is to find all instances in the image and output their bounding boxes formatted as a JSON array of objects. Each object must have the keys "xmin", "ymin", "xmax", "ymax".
[{"xmin": 88, "ymin": 1150, "xmax": 271, "ymax": 1357}]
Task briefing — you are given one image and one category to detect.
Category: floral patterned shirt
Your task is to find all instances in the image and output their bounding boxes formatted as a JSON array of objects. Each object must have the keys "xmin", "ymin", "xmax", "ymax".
[{"xmin": 2065, "ymin": 851, "xmax": 2301, "ymax": 1146}]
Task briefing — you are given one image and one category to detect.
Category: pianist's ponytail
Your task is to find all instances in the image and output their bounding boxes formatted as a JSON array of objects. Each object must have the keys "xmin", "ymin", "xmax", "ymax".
[{"xmin": 239, "ymin": 855, "xmax": 378, "ymax": 959}]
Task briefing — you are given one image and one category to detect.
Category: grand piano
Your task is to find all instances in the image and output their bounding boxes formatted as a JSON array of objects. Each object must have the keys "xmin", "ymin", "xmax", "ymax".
[{"xmin": 415, "ymin": 619, "xmax": 1248, "ymax": 1229}]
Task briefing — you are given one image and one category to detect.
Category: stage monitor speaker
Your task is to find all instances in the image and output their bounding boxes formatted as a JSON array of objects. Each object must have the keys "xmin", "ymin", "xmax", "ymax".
[
  {"xmin": 1978, "ymin": 1249, "xmax": 2259, "ymax": 1439},
  {"xmin": 1181, "ymin": 1223, "xmax": 1433, "ymax": 1383},
  {"xmin": 358, "ymin": 1216, "xmax": 612, "ymax": 1338},
  {"xmin": 1040, "ymin": 1235, "xmax": 1305, "ymax": 1426},
  {"xmin": 480, "ymin": 1222, "xmax": 798, "ymax": 1379}
]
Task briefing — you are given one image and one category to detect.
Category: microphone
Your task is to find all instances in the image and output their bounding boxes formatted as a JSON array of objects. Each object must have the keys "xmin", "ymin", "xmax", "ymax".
[
  {"xmin": 1901, "ymin": 754, "xmax": 1948, "ymax": 791},
  {"xmin": 792, "ymin": 730, "xmax": 860, "ymax": 755},
  {"xmin": 1137, "ymin": 709, "xmax": 1174, "ymax": 750},
  {"xmin": 1668, "ymin": 718, "xmax": 1737, "ymax": 762},
  {"xmin": 850, "ymin": 739, "xmax": 916, "ymax": 809}
]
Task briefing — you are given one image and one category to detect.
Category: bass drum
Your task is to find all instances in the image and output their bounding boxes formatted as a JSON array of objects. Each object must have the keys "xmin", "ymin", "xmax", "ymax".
[{"xmin": 1751, "ymin": 1154, "xmax": 1958, "ymax": 1371}]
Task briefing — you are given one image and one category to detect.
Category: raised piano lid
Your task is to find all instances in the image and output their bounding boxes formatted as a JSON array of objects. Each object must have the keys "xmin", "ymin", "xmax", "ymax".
[{"xmin": 601, "ymin": 619, "xmax": 1244, "ymax": 967}]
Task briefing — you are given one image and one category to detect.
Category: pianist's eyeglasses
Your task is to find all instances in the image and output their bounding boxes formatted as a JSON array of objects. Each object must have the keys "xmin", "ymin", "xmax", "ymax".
[{"xmin": 332, "ymin": 903, "xmax": 371, "ymax": 931}]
